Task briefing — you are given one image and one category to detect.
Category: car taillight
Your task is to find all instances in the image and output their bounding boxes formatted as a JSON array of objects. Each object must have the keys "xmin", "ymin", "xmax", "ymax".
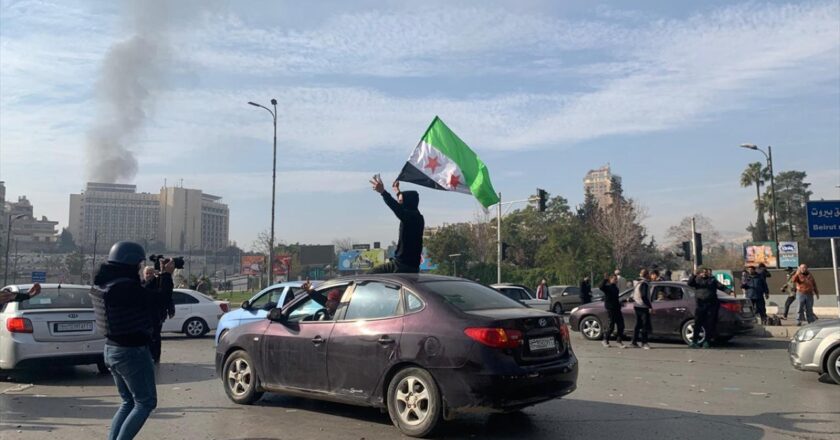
[
  {"xmin": 464, "ymin": 327, "xmax": 523, "ymax": 349},
  {"xmin": 219, "ymin": 303, "xmax": 229, "ymax": 313},
  {"xmin": 6, "ymin": 317, "xmax": 33, "ymax": 333},
  {"xmin": 555, "ymin": 316, "xmax": 571, "ymax": 345},
  {"xmin": 721, "ymin": 302, "xmax": 742, "ymax": 314}
]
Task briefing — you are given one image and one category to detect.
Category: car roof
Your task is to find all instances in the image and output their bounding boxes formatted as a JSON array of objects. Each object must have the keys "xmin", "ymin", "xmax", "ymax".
[
  {"xmin": 489, "ymin": 283, "xmax": 527, "ymax": 289},
  {"xmin": 265, "ymin": 280, "xmax": 323, "ymax": 289},
  {"xmin": 323, "ymin": 273, "xmax": 462, "ymax": 287},
  {"xmin": 2, "ymin": 283, "xmax": 91, "ymax": 292}
]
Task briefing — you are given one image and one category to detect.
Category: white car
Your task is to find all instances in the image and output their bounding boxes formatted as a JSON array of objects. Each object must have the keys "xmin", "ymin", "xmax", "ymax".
[
  {"xmin": 163, "ymin": 289, "xmax": 230, "ymax": 338},
  {"xmin": 0, "ymin": 284, "xmax": 107, "ymax": 373},
  {"xmin": 490, "ymin": 283, "xmax": 552, "ymax": 311}
]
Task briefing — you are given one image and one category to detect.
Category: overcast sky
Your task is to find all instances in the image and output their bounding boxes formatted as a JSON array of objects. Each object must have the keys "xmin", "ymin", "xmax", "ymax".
[{"xmin": 1, "ymin": 0, "xmax": 838, "ymax": 250}]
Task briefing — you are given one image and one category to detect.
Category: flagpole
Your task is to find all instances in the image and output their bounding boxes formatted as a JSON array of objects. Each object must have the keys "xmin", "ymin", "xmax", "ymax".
[{"xmin": 497, "ymin": 192, "xmax": 502, "ymax": 284}]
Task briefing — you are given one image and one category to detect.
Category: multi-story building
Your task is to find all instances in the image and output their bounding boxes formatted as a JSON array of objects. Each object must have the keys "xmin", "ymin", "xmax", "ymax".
[
  {"xmin": 4, "ymin": 195, "xmax": 59, "ymax": 252},
  {"xmin": 69, "ymin": 182, "xmax": 229, "ymax": 252},
  {"xmin": 583, "ymin": 164, "xmax": 622, "ymax": 207}
]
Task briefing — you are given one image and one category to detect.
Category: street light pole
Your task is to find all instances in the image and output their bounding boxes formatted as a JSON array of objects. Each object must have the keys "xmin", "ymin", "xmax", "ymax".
[
  {"xmin": 248, "ymin": 99, "xmax": 278, "ymax": 285},
  {"xmin": 740, "ymin": 144, "xmax": 779, "ymax": 248},
  {"xmin": 3, "ymin": 214, "xmax": 27, "ymax": 286}
]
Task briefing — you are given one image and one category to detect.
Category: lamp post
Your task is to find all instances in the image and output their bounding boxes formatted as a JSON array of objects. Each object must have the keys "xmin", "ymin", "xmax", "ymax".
[
  {"xmin": 248, "ymin": 99, "xmax": 278, "ymax": 284},
  {"xmin": 3, "ymin": 214, "xmax": 27, "ymax": 286},
  {"xmin": 740, "ymin": 144, "xmax": 779, "ymax": 247}
]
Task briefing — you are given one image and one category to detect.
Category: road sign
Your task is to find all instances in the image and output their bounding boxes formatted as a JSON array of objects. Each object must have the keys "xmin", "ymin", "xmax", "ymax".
[
  {"xmin": 806, "ymin": 200, "xmax": 840, "ymax": 239},
  {"xmin": 31, "ymin": 271, "xmax": 47, "ymax": 283}
]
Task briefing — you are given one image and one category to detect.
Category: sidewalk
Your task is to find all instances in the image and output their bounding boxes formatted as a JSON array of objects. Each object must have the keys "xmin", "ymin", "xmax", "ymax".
[{"xmin": 748, "ymin": 312, "xmax": 838, "ymax": 339}]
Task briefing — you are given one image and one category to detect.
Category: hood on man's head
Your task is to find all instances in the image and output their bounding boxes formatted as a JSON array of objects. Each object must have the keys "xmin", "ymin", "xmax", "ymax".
[{"xmin": 401, "ymin": 190, "xmax": 419, "ymax": 209}]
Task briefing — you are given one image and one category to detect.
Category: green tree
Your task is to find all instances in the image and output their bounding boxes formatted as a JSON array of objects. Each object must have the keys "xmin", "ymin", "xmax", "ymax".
[
  {"xmin": 740, "ymin": 162, "xmax": 770, "ymax": 241},
  {"xmin": 57, "ymin": 228, "xmax": 77, "ymax": 252},
  {"xmin": 770, "ymin": 171, "xmax": 811, "ymax": 241}
]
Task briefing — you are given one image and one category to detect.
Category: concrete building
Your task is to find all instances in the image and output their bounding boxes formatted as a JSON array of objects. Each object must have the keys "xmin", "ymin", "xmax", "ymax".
[
  {"xmin": 69, "ymin": 182, "xmax": 229, "ymax": 252},
  {"xmin": 3, "ymin": 195, "xmax": 59, "ymax": 252},
  {"xmin": 583, "ymin": 164, "xmax": 622, "ymax": 207}
]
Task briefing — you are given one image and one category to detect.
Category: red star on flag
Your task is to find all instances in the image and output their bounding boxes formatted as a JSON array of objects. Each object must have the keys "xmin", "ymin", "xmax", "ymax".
[
  {"xmin": 449, "ymin": 173, "xmax": 462, "ymax": 189},
  {"xmin": 424, "ymin": 156, "xmax": 440, "ymax": 174}
]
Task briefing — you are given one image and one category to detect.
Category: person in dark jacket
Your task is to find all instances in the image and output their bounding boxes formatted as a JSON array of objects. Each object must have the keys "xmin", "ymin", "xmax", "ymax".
[
  {"xmin": 631, "ymin": 269, "xmax": 655, "ymax": 349},
  {"xmin": 90, "ymin": 241, "xmax": 174, "ymax": 440},
  {"xmin": 141, "ymin": 266, "xmax": 174, "ymax": 365},
  {"xmin": 0, "ymin": 283, "xmax": 41, "ymax": 306},
  {"xmin": 779, "ymin": 267, "xmax": 797, "ymax": 319},
  {"xmin": 600, "ymin": 273, "xmax": 625, "ymax": 348},
  {"xmin": 687, "ymin": 267, "xmax": 730, "ymax": 348},
  {"xmin": 368, "ymin": 176, "xmax": 424, "ymax": 273},
  {"xmin": 742, "ymin": 266, "xmax": 769, "ymax": 324},
  {"xmin": 580, "ymin": 276, "xmax": 592, "ymax": 304}
]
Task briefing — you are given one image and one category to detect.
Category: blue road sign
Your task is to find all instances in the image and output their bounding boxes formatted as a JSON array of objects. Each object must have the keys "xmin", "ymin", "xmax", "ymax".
[
  {"xmin": 31, "ymin": 271, "xmax": 47, "ymax": 283},
  {"xmin": 806, "ymin": 200, "xmax": 840, "ymax": 239}
]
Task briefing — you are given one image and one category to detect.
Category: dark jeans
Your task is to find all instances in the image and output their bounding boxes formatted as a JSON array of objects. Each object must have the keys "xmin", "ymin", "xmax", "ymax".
[
  {"xmin": 104, "ymin": 344, "xmax": 157, "ymax": 440},
  {"xmin": 368, "ymin": 259, "xmax": 420, "ymax": 274},
  {"xmin": 783, "ymin": 295, "xmax": 796, "ymax": 318},
  {"xmin": 149, "ymin": 321, "xmax": 162, "ymax": 364},
  {"xmin": 750, "ymin": 297, "xmax": 767, "ymax": 321},
  {"xmin": 631, "ymin": 307, "xmax": 651, "ymax": 345},
  {"xmin": 693, "ymin": 301, "xmax": 719, "ymax": 344},
  {"xmin": 797, "ymin": 293, "xmax": 816, "ymax": 324},
  {"xmin": 604, "ymin": 308, "xmax": 625, "ymax": 343}
]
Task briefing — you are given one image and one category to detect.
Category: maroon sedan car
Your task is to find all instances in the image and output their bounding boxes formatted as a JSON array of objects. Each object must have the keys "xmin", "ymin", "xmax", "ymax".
[
  {"xmin": 568, "ymin": 282, "xmax": 755, "ymax": 345},
  {"xmin": 216, "ymin": 274, "xmax": 578, "ymax": 437}
]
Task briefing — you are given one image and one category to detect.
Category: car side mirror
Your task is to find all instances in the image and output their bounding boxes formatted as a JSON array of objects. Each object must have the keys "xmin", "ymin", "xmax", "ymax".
[
  {"xmin": 267, "ymin": 308, "xmax": 287, "ymax": 323},
  {"xmin": 263, "ymin": 302, "xmax": 277, "ymax": 311},
  {"xmin": 240, "ymin": 300, "xmax": 250, "ymax": 310}
]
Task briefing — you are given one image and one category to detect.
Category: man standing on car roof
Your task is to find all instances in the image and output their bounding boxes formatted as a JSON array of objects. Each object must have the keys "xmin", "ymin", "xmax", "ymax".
[
  {"xmin": 687, "ymin": 267, "xmax": 731, "ymax": 349},
  {"xmin": 368, "ymin": 176, "xmax": 424, "ymax": 274},
  {"xmin": 90, "ymin": 241, "xmax": 174, "ymax": 440}
]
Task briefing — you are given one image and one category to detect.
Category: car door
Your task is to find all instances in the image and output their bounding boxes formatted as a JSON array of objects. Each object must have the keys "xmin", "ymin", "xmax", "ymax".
[
  {"xmin": 260, "ymin": 285, "xmax": 349, "ymax": 391},
  {"xmin": 650, "ymin": 285, "xmax": 691, "ymax": 336},
  {"xmin": 561, "ymin": 287, "xmax": 582, "ymax": 308},
  {"xmin": 327, "ymin": 280, "xmax": 403, "ymax": 402},
  {"xmin": 163, "ymin": 291, "xmax": 197, "ymax": 332},
  {"xmin": 242, "ymin": 287, "xmax": 286, "ymax": 327}
]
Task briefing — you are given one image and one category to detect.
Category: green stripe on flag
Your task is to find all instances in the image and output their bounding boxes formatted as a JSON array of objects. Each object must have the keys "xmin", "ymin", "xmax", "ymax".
[{"xmin": 421, "ymin": 117, "xmax": 500, "ymax": 207}]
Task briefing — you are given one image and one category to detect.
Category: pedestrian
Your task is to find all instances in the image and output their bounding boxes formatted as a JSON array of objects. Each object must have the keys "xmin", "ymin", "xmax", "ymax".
[
  {"xmin": 580, "ymin": 276, "xmax": 592, "ymax": 304},
  {"xmin": 615, "ymin": 269, "xmax": 628, "ymax": 289},
  {"xmin": 687, "ymin": 267, "xmax": 730, "ymax": 348},
  {"xmin": 368, "ymin": 176, "xmax": 424, "ymax": 273},
  {"xmin": 0, "ymin": 283, "xmax": 41, "ymax": 306},
  {"xmin": 742, "ymin": 266, "xmax": 769, "ymax": 324},
  {"xmin": 536, "ymin": 278, "xmax": 549, "ymax": 300},
  {"xmin": 779, "ymin": 267, "xmax": 797, "ymax": 320},
  {"xmin": 142, "ymin": 266, "xmax": 174, "ymax": 365},
  {"xmin": 90, "ymin": 241, "xmax": 175, "ymax": 440},
  {"xmin": 663, "ymin": 269, "xmax": 673, "ymax": 282},
  {"xmin": 600, "ymin": 273, "xmax": 625, "ymax": 348},
  {"xmin": 630, "ymin": 269, "xmax": 655, "ymax": 349},
  {"xmin": 791, "ymin": 264, "xmax": 819, "ymax": 325}
]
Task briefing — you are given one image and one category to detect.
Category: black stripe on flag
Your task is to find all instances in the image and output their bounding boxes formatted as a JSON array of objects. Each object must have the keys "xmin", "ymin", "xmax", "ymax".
[{"xmin": 396, "ymin": 162, "xmax": 446, "ymax": 191}]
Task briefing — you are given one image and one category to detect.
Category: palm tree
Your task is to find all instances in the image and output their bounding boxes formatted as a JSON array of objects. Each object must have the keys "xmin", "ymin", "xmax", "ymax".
[{"xmin": 740, "ymin": 162, "xmax": 770, "ymax": 241}]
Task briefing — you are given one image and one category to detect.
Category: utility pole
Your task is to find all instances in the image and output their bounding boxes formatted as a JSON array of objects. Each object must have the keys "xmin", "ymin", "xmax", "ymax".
[
  {"xmin": 690, "ymin": 217, "xmax": 698, "ymax": 273},
  {"xmin": 497, "ymin": 192, "xmax": 502, "ymax": 284}
]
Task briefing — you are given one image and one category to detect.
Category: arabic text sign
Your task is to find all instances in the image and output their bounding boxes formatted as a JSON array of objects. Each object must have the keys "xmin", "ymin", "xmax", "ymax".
[{"xmin": 806, "ymin": 200, "xmax": 840, "ymax": 239}]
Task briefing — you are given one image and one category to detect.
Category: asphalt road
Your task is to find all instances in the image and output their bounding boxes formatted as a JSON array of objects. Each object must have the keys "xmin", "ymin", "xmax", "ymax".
[{"xmin": 1, "ymin": 333, "xmax": 838, "ymax": 440}]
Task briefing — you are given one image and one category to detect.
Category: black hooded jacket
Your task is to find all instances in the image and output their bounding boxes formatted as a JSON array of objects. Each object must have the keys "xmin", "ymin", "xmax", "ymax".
[
  {"xmin": 382, "ymin": 191, "xmax": 424, "ymax": 268},
  {"xmin": 90, "ymin": 263, "xmax": 173, "ymax": 347}
]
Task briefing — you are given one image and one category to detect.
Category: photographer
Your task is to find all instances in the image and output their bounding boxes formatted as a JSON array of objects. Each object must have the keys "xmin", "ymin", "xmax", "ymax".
[
  {"xmin": 142, "ymin": 265, "xmax": 175, "ymax": 365},
  {"xmin": 90, "ymin": 241, "xmax": 174, "ymax": 440}
]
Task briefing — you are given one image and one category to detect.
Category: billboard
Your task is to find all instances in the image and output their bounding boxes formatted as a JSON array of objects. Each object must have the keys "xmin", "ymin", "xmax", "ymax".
[
  {"xmin": 743, "ymin": 242, "xmax": 778, "ymax": 268},
  {"xmin": 299, "ymin": 245, "xmax": 335, "ymax": 266},
  {"xmin": 273, "ymin": 254, "xmax": 292, "ymax": 275},
  {"xmin": 338, "ymin": 249, "xmax": 386, "ymax": 271},
  {"xmin": 778, "ymin": 241, "xmax": 799, "ymax": 269},
  {"xmin": 241, "ymin": 255, "xmax": 265, "ymax": 276},
  {"xmin": 419, "ymin": 248, "xmax": 438, "ymax": 272}
]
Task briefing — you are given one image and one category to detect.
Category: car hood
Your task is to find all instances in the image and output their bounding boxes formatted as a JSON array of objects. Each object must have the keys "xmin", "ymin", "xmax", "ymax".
[{"xmin": 801, "ymin": 318, "xmax": 840, "ymax": 331}]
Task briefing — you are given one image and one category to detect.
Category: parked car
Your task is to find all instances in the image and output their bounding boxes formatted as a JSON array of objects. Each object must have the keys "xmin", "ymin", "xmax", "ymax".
[
  {"xmin": 490, "ymin": 283, "xmax": 551, "ymax": 311},
  {"xmin": 0, "ymin": 284, "xmax": 107, "ymax": 373},
  {"xmin": 216, "ymin": 274, "xmax": 578, "ymax": 437},
  {"xmin": 163, "ymin": 289, "xmax": 229, "ymax": 338},
  {"xmin": 789, "ymin": 319, "xmax": 840, "ymax": 385},
  {"xmin": 215, "ymin": 281, "xmax": 321, "ymax": 345},
  {"xmin": 567, "ymin": 282, "xmax": 755, "ymax": 345},
  {"xmin": 548, "ymin": 285, "xmax": 604, "ymax": 315}
]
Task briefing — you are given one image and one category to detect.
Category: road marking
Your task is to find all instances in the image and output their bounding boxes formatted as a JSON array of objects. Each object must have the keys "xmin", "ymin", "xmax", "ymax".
[{"xmin": 1, "ymin": 383, "xmax": 33, "ymax": 394}]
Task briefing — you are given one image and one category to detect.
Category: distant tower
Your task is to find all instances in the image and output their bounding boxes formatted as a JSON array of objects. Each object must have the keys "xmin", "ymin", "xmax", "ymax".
[{"xmin": 583, "ymin": 164, "xmax": 622, "ymax": 207}]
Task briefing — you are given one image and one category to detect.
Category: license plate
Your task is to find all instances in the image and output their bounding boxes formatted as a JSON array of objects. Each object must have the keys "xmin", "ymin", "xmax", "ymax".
[
  {"xmin": 743, "ymin": 305, "xmax": 752, "ymax": 312},
  {"xmin": 54, "ymin": 321, "xmax": 94, "ymax": 332},
  {"xmin": 528, "ymin": 336, "xmax": 557, "ymax": 352}
]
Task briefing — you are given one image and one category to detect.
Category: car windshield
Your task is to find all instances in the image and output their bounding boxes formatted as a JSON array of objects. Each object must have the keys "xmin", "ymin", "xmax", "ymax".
[
  {"xmin": 18, "ymin": 288, "xmax": 93, "ymax": 310},
  {"xmin": 424, "ymin": 281, "xmax": 525, "ymax": 311}
]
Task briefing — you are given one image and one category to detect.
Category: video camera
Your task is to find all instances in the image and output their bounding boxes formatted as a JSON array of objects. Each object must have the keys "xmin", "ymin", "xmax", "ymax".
[{"xmin": 149, "ymin": 254, "xmax": 185, "ymax": 271}]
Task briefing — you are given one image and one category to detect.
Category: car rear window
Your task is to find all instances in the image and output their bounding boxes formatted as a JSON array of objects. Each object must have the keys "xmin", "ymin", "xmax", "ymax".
[
  {"xmin": 18, "ymin": 288, "xmax": 93, "ymax": 310},
  {"xmin": 423, "ymin": 281, "xmax": 525, "ymax": 311}
]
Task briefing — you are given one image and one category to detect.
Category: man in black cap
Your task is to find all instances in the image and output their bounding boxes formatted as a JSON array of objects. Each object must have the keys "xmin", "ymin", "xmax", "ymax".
[
  {"xmin": 90, "ymin": 241, "xmax": 174, "ymax": 440},
  {"xmin": 368, "ymin": 175, "xmax": 424, "ymax": 273},
  {"xmin": 687, "ymin": 267, "xmax": 731, "ymax": 348}
]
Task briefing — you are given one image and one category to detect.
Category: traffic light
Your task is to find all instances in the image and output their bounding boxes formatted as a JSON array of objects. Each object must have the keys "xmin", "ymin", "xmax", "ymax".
[
  {"xmin": 694, "ymin": 233, "xmax": 703, "ymax": 266},
  {"xmin": 681, "ymin": 241, "xmax": 691, "ymax": 261},
  {"xmin": 536, "ymin": 188, "xmax": 547, "ymax": 212},
  {"xmin": 501, "ymin": 242, "xmax": 510, "ymax": 260}
]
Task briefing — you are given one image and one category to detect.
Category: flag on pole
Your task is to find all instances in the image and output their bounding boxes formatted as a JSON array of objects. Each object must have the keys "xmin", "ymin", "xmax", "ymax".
[{"xmin": 397, "ymin": 116, "xmax": 500, "ymax": 208}]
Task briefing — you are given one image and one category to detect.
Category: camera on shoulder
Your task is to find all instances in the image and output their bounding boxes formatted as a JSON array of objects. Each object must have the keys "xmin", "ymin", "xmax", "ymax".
[{"xmin": 149, "ymin": 254, "xmax": 185, "ymax": 271}]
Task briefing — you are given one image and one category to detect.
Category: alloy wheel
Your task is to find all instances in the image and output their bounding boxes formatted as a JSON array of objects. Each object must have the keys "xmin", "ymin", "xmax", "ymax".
[
  {"xmin": 685, "ymin": 322, "xmax": 706, "ymax": 344},
  {"xmin": 186, "ymin": 319, "xmax": 205, "ymax": 337},
  {"xmin": 835, "ymin": 356, "xmax": 840, "ymax": 377},
  {"xmin": 582, "ymin": 318, "xmax": 601, "ymax": 339},
  {"xmin": 227, "ymin": 357, "xmax": 252, "ymax": 398},
  {"xmin": 394, "ymin": 375, "xmax": 431, "ymax": 427}
]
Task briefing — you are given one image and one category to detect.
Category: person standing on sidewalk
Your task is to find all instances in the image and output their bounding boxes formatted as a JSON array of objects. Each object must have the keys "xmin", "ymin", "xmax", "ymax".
[
  {"xmin": 600, "ymin": 273, "xmax": 625, "ymax": 348},
  {"xmin": 742, "ymin": 266, "xmax": 769, "ymax": 324},
  {"xmin": 687, "ymin": 267, "xmax": 730, "ymax": 348},
  {"xmin": 580, "ymin": 276, "xmax": 592, "ymax": 304},
  {"xmin": 630, "ymin": 269, "xmax": 655, "ymax": 349},
  {"xmin": 791, "ymin": 264, "xmax": 819, "ymax": 325},
  {"xmin": 536, "ymin": 279, "xmax": 549, "ymax": 300},
  {"xmin": 779, "ymin": 267, "xmax": 797, "ymax": 320}
]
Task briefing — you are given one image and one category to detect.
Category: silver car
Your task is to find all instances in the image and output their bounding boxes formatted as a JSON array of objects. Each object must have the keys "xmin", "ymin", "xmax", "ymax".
[
  {"xmin": 788, "ymin": 319, "xmax": 840, "ymax": 385},
  {"xmin": 490, "ymin": 283, "xmax": 551, "ymax": 311},
  {"xmin": 1, "ymin": 284, "xmax": 107, "ymax": 373}
]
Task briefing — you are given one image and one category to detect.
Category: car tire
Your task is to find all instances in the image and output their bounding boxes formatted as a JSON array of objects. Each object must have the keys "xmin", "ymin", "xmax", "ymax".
[
  {"xmin": 552, "ymin": 303, "xmax": 564, "ymax": 315},
  {"xmin": 183, "ymin": 318, "xmax": 208, "ymax": 338},
  {"xmin": 387, "ymin": 367, "xmax": 442, "ymax": 438},
  {"xmin": 826, "ymin": 347, "xmax": 840, "ymax": 385},
  {"xmin": 681, "ymin": 320, "xmax": 706, "ymax": 345},
  {"xmin": 580, "ymin": 316, "xmax": 602, "ymax": 340},
  {"xmin": 96, "ymin": 359, "xmax": 109, "ymax": 374},
  {"xmin": 223, "ymin": 350, "xmax": 264, "ymax": 404}
]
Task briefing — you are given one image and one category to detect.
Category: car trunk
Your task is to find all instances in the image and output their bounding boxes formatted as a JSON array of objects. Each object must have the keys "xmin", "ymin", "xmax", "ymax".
[
  {"xmin": 22, "ymin": 309, "xmax": 102, "ymax": 342},
  {"xmin": 720, "ymin": 297, "xmax": 756, "ymax": 319},
  {"xmin": 466, "ymin": 308, "xmax": 566, "ymax": 365}
]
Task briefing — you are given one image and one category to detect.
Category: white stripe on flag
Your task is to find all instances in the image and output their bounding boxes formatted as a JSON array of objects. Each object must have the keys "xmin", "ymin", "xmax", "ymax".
[{"xmin": 407, "ymin": 140, "xmax": 472, "ymax": 195}]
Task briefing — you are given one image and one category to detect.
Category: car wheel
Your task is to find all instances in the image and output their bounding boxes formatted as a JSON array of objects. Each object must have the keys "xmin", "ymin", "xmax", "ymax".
[
  {"xmin": 681, "ymin": 320, "xmax": 706, "ymax": 345},
  {"xmin": 826, "ymin": 347, "xmax": 840, "ymax": 385},
  {"xmin": 96, "ymin": 359, "xmax": 109, "ymax": 374},
  {"xmin": 552, "ymin": 303, "xmax": 564, "ymax": 315},
  {"xmin": 387, "ymin": 367, "xmax": 442, "ymax": 438},
  {"xmin": 183, "ymin": 318, "xmax": 208, "ymax": 338},
  {"xmin": 580, "ymin": 316, "xmax": 602, "ymax": 340},
  {"xmin": 223, "ymin": 350, "xmax": 264, "ymax": 404}
]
